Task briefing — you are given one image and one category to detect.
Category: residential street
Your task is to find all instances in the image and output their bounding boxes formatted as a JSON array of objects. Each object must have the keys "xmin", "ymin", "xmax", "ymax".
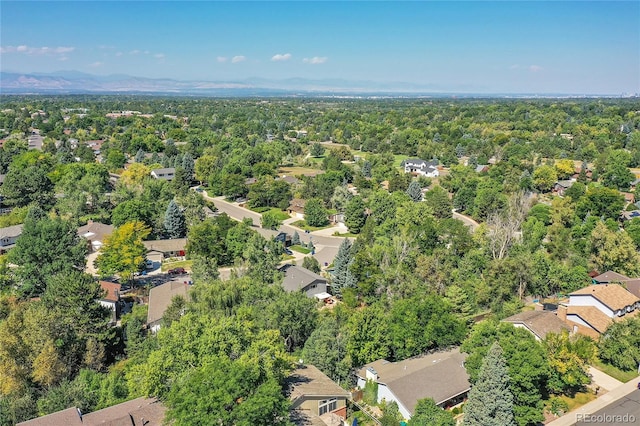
[{"xmin": 203, "ymin": 193, "xmax": 348, "ymax": 267}]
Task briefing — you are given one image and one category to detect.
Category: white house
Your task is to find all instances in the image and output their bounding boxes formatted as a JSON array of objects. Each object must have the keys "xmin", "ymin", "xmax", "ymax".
[
  {"xmin": 558, "ymin": 284, "xmax": 640, "ymax": 338},
  {"xmin": 400, "ymin": 158, "xmax": 439, "ymax": 178},
  {"xmin": 150, "ymin": 167, "xmax": 176, "ymax": 181}
]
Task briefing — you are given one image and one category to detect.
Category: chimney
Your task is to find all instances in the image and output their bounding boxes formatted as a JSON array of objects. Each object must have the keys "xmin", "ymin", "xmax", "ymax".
[{"xmin": 557, "ymin": 304, "xmax": 567, "ymax": 321}]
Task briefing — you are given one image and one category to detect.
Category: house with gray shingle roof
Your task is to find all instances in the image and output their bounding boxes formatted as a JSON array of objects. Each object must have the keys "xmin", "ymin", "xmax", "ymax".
[
  {"xmin": 279, "ymin": 264, "xmax": 328, "ymax": 298},
  {"xmin": 0, "ymin": 223, "xmax": 23, "ymax": 254},
  {"xmin": 356, "ymin": 347, "xmax": 470, "ymax": 419}
]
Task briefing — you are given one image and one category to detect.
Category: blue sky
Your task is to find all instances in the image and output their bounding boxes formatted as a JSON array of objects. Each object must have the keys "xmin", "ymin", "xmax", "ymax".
[{"xmin": 1, "ymin": 1, "xmax": 638, "ymax": 94}]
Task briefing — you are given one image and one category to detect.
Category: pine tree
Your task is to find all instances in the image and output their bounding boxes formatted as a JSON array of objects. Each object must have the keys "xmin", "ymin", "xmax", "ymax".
[
  {"xmin": 332, "ymin": 239, "xmax": 354, "ymax": 298},
  {"xmin": 164, "ymin": 200, "xmax": 187, "ymax": 239},
  {"xmin": 463, "ymin": 342, "xmax": 516, "ymax": 426},
  {"xmin": 406, "ymin": 180, "xmax": 423, "ymax": 202},
  {"xmin": 344, "ymin": 196, "xmax": 366, "ymax": 234},
  {"xmin": 292, "ymin": 231, "xmax": 301, "ymax": 246},
  {"xmin": 182, "ymin": 152, "xmax": 195, "ymax": 180},
  {"xmin": 362, "ymin": 161, "xmax": 372, "ymax": 178},
  {"xmin": 135, "ymin": 148, "xmax": 145, "ymax": 163}
]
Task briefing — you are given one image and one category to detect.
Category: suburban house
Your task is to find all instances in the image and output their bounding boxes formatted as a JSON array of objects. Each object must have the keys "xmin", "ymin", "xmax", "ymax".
[
  {"xmin": 280, "ymin": 264, "xmax": 329, "ymax": 299},
  {"xmin": 17, "ymin": 397, "xmax": 166, "ymax": 426},
  {"xmin": 77, "ymin": 221, "xmax": 114, "ymax": 252},
  {"xmin": 591, "ymin": 270, "xmax": 640, "ymax": 300},
  {"xmin": 287, "ymin": 198, "xmax": 307, "ymax": 219},
  {"xmin": 474, "ymin": 164, "xmax": 489, "ymax": 173},
  {"xmin": 275, "ymin": 232, "xmax": 292, "ymax": 247},
  {"xmin": 621, "ymin": 192, "xmax": 635, "ymax": 205},
  {"xmin": 287, "ymin": 364, "xmax": 351, "ymax": 425},
  {"xmin": 147, "ymin": 281, "xmax": 190, "ymax": 333},
  {"xmin": 356, "ymin": 347, "xmax": 470, "ymax": 420},
  {"xmin": 620, "ymin": 210, "xmax": 640, "ymax": 221},
  {"xmin": 279, "ymin": 175, "xmax": 301, "ymax": 185},
  {"xmin": 553, "ymin": 180, "xmax": 575, "ymax": 196},
  {"xmin": 0, "ymin": 223, "xmax": 23, "ymax": 254},
  {"xmin": 143, "ymin": 238, "xmax": 187, "ymax": 264},
  {"xmin": 502, "ymin": 310, "xmax": 570, "ymax": 341},
  {"xmin": 400, "ymin": 158, "xmax": 439, "ymax": 178},
  {"xmin": 98, "ymin": 280, "xmax": 121, "ymax": 323},
  {"xmin": 558, "ymin": 284, "xmax": 640, "ymax": 338},
  {"xmin": 150, "ymin": 167, "xmax": 175, "ymax": 181},
  {"xmin": 327, "ymin": 212, "xmax": 345, "ymax": 225}
]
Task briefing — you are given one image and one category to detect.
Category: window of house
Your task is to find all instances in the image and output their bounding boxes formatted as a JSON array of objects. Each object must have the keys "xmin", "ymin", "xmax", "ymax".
[{"xmin": 319, "ymin": 398, "xmax": 337, "ymax": 416}]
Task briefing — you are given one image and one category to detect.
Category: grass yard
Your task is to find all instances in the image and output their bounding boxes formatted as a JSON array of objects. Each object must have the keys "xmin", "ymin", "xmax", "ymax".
[
  {"xmin": 558, "ymin": 391, "xmax": 597, "ymax": 412},
  {"xmin": 291, "ymin": 220, "xmax": 333, "ymax": 232},
  {"xmin": 592, "ymin": 360, "xmax": 639, "ymax": 383},
  {"xmin": 278, "ymin": 166, "xmax": 324, "ymax": 177},
  {"xmin": 290, "ymin": 245, "xmax": 311, "ymax": 254},
  {"xmin": 160, "ymin": 259, "xmax": 193, "ymax": 272},
  {"xmin": 249, "ymin": 207, "xmax": 289, "ymax": 220}
]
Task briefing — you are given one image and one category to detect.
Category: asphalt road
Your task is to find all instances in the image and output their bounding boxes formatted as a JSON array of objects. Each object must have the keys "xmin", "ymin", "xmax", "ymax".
[
  {"xmin": 575, "ymin": 390, "xmax": 640, "ymax": 426},
  {"xmin": 205, "ymin": 194, "xmax": 344, "ymax": 265}
]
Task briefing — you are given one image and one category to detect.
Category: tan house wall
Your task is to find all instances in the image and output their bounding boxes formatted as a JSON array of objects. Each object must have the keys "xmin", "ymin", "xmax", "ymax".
[{"xmin": 296, "ymin": 397, "xmax": 347, "ymax": 417}]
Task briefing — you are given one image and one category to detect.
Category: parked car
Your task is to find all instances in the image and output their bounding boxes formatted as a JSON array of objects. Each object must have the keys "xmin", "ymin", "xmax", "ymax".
[
  {"xmin": 167, "ymin": 267, "xmax": 186, "ymax": 275},
  {"xmin": 145, "ymin": 259, "xmax": 154, "ymax": 269},
  {"xmin": 284, "ymin": 248, "xmax": 293, "ymax": 255}
]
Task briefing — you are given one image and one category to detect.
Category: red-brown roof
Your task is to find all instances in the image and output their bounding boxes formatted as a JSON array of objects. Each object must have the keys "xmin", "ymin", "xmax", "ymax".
[{"xmin": 99, "ymin": 281, "xmax": 121, "ymax": 302}]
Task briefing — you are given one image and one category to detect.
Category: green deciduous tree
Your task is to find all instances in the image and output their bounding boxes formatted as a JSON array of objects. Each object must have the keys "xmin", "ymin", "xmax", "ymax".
[
  {"xmin": 532, "ymin": 165, "xmax": 558, "ymax": 193},
  {"xmin": 598, "ymin": 316, "xmax": 640, "ymax": 371},
  {"xmin": 408, "ymin": 398, "xmax": 455, "ymax": 426},
  {"xmin": 463, "ymin": 342, "xmax": 516, "ymax": 426},
  {"xmin": 8, "ymin": 207, "xmax": 88, "ymax": 296},
  {"xmin": 304, "ymin": 198, "xmax": 328, "ymax": 227},
  {"xmin": 588, "ymin": 221, "xmax": 640, "ymax": 276}
]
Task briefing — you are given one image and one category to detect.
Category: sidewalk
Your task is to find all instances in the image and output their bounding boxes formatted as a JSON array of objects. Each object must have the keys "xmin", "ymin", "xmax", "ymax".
[
  {"xmin": 547, "ymin": 377, "xmax": 640, "ymax": 426},
  {"xmin": 588, "ymin": 366, "xmax": 623, "ymax": 391}
]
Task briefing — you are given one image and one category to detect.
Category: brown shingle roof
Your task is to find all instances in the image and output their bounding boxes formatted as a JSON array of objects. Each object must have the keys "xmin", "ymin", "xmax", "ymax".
[
  {"xmin": 571, "ymin": 284, "xmax": 640, "ymax": 311},
  {"xmin": 17, "ymin": 408, "xmax": 83, "ymax": 426},
  {"xmin": 592, "ymin": 271, "xmax": 630, "ymax": 283},
  {"xmin": 357, "ymin": 347, "xmax": 469, "ymax": 413},
  {"xmin": 502, "ymin": 310, "xmax": 571, "ymax": 340},
  {"xmin": 288, "ymin": 364, "xmax": 350, "ymax": 406},
  {"xmin": 17, "ymin": 398, "xmax": 165, "ymax": 426},
  {"xmin": 99, "ymin": 281, "xmax": 121, "ymax": 303},
  {"xmin": 147, "ymin": 281, "xmax": 190, "ymax": 326},
  {"xmin": 143, "ymin": 238, "xmax": 187, "ymax": 254},
  {"xmin": 567, "ymin": 306, "xmax": 613, "ymax": 334},
  {"xmin": 77, "ymin": 222, "xmax": 114, "ymax": 243},
  {"xmin": 623, "ymin": 279, "xmax": 640, "ymax": 299}
]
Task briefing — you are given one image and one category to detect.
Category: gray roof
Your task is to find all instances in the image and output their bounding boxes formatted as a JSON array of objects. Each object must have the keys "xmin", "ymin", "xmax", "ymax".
[
  {"xmin": 502, "ymin": 310, "xmax": 571, "ymax": 340},
  {"xmin": 150, "ymin": 167, "xmax": 175, "ymax": 179},
  {"xmin": 357, "ymin": 347, "xmax": 470, "ymax": 413},
  {"xmin": 555, "ymin": 180, "xmax": 575, "ymax": 189},
  {"xmin": 147, "ymin": 281, "xmax": 190, "ymax": 325},
  {"xmin": 0, "ymin": 223, "xmax": 23, "ymax": 239},
  {"xmin": 280, "ymin": 264, "xmax": 327, "ymax": 292},
  {"xmin": 77, "ymin": 221, "xmax": 114, "ymax": 243},
  {"xmin": 18, "ymin": 397, "xmax": 166, "ymax": 426},
  {"xmin": 401, "ymin": 158, "xmax": 438, "ymax": 168}
]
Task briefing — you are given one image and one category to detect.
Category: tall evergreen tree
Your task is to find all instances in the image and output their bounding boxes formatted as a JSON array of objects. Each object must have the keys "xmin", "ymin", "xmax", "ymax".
[
  {"xmin": 406, "ymin": 180, "xmax": 423, "ymax": 202},
  {"xmin": 164, "ymin": 200, "xmax": 187, "ymax": 239},
  {"xmin": 182, "ymin": 152, "xmax": 195, "ymax": 180},
  {"xmin": 463, "ymin": 342, "xmax": 516, "ymax": 426},
  {"xmin": 344, "ymin": 196, "xmax": 366, "ymax": 234},
  {"xmin": 362, "ymin": 161, "xmax": 372, "ymax": 178},
  {"xmin": 332, "ymin": 239, "xmax": 354, "ymax": 297},
  {"xmin": 292, "ymin": 231, "xmax": 301, "ymax": 246},
  {"xmin": 134, "ymin": 148, "xmax": 145, "ymax": 163}
]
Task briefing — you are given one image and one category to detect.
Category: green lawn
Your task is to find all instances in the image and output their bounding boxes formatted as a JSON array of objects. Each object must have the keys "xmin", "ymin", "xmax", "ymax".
[
  {"xmin": 592, "ymin": 360, "xmax": 639, "ymax": 383},
  {"xmin": 160, "ymin": 259, "xmax": 194, "ymax": 272},
  {"xmin": 291, "ymin": 220, "xmax": 333, "ymax": 232},
  {"xmin": 290, "ymin": 245, "xmax": 311, "ymax": 254},
  {"xmin": 249, "ymin": 207, "xmax": 289, "ymax": 220},
  {"xmin": 557, "ymin": 391, "xmax": 597, "ymax": 412}
]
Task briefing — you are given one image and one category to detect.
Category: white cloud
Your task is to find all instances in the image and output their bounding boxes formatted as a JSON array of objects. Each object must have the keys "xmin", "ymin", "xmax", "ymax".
[
  {"xmin": 154, "ymin": 53, "xmax": 165, "ymax": 59},
  {"xmin": 217, "ymin": 56, "xmax": 228, "ymax": 63},
  {"xmin": 303, "ymin": 56, "xmax": 327, "ymax": 64},
  {"xmin": 529, "ymin": 65, "xmax": 543, "ymax": 72},
  {"xmin": 1, "ymin": 45, "xmax": 75, "ymax": 56},
  {"xmin": 58, "ymin": 56, "xmax": 69, "ymax": 62},
  {"xmin": 231, "ymin": 55, "xmax": 246, "ymax": 63},
  {"xmin": 129, "ymin": 50, "xmax": 141, "ymax": 55},
  {"xmin": 271, "ymin": 53, "xmax": 292, "ymax": 62},
  {"xmin": 509, "ymin": 64, "xmax": 520, "ymax": 70},
  {"xmin": 115, "ymin": 52, "xmax": 123, "ymax": 57},
  {"xmin": 88, "ymin": 61, "xmax": 103, "ymax": 68}
]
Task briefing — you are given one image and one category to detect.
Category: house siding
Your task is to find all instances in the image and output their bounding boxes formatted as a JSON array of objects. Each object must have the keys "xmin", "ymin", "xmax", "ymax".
[{"xmin": 568, "ymin": 294, "xmax": 614, "ymax": 317}]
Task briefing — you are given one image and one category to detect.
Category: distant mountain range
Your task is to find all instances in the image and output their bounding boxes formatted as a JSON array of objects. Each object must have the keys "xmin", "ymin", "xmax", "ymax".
[{"xmin": 0, "ymin": 71, "xmax": 627, "ymax": 98}]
